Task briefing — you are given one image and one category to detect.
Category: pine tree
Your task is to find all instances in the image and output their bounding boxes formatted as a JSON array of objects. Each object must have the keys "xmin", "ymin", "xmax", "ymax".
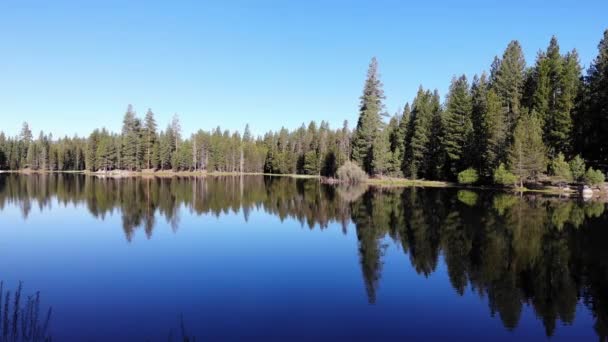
[
  {"xmin": 352, "ymin": 57, "xmax": 386, "ymax": 174},
  {"xmin": 0, "ymin": 133, "xmax": 7, "ymax": 170},
  {"xmin": 530, "ymin": 37, "xmax": 581, "ymax": 157},
  {"xmin": 575, "ymin": 29, "xmax": 608, "ymax": 166},
  {"xmin": 484, "ymin": 88, "xmax": 508, "ymax": 174},
  {"xmin": 443, "ymin": 75, "xmax": 473, "ymax": 178},
  {"xmin": 398, "ymin": 103, "xmax": 410, "ymax": 147},
  {"xmin": 508, "ymin": 110, "xmax": 547, "ymax": 187},
  {"xmin": 337, "ymin": 120, "xmax": 351, "ymax": 167},
  {"xmin": 121, "ymin": 105, "xmax": 140, "ymax": 170},
  {"xmin": 471, "ymin": 73, "xmax": 489, "ymax": 173},
  {"xmin": 403, "ymin": 87, "xmax": 433, "ymax": 179},
  {"xmin": 159, "ymin": 127, "xmax": 175, "ymax": 170},
  {"xmin": 371, "ymin": 127, "xmax": 390, "ymax": 176},
  {"xmin": 85, "ymin": 129, "xmax": 100, "ymax": 171},
  {"xmin": 143, "ymin": 109, "xmax": 158, "ymax": 169},
  {"xmin": 425, "ymin": 90, "xmax": 445, "ymax": 179},
  {"xmin": 491, "ymin": 41, "xmax": 526, "ymax": 142},
  {"xmin": 558, "ymin": 49, "xmax": 581, "ymax": 154},
  {"xmin": 387, "ymin": 114, "xmax": 402, "ymax": 176},
  {"xmin": 19, "ymin": 122, "xmax": 33, "ymax": 166}
]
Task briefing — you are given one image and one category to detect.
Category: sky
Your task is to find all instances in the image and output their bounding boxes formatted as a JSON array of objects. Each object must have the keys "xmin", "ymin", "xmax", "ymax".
[{"xmin": 1, "ymin": 0, "xmax": 607, "ymax": 138}]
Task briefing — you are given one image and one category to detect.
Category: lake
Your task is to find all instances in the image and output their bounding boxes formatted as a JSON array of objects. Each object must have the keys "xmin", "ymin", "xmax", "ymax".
[{"xmin": 0, "ymin": 174, "xmax": 606, "ymax": 341}]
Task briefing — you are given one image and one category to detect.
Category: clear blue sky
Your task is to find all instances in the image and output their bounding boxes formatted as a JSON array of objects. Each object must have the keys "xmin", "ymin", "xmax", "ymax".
[{"xmin": 1, "ymin": 0, "xmax": 606, "ymax": 138}]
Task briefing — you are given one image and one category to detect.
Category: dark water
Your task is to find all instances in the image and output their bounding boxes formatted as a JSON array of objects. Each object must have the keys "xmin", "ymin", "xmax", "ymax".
[{"xmin": 0, "ymin": 174, "xmax": 607, "ymax": 341}]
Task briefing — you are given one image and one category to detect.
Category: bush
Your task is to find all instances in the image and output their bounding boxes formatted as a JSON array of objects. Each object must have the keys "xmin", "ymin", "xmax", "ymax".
[
  {"xmin": 336, "ymin": 161, "xmax": 368, "ymax": 183},
  {"xmin": 569, "ymin": 155, "xmax": 586, "ymax": 182},
  {"xmin": 493, "ymin": 163, "xmax": 517, "ymax": 186},
  {"xmin": 584, "ymin": 167, "xmax": 605, "ymax": 186},
  {"xmin": 549, "ymin": 153, "xmax": 573, "ymax": 183},
  {"xmin": 457, "ymin": 168, "xmax": 479, "ymax": 184}
]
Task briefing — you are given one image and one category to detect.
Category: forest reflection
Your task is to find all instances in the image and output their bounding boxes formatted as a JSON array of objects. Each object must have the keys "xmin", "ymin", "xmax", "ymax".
[{"xmin": 0, "ymin": 174, "xmax": 607, "ymax": 339}]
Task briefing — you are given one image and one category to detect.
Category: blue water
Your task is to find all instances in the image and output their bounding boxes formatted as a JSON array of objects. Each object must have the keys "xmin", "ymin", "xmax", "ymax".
[{"xmin": 0, "ymin": 174, "xmax": 605, "ymax": 341}]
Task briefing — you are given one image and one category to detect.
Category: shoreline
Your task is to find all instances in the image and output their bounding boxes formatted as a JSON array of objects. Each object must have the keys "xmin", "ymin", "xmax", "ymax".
[{"xmin": 2, "ymin": 169, "xmax": 606, "ymax": 197}]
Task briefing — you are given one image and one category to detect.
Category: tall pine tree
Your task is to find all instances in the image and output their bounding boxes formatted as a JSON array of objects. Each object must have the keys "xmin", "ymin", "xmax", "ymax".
[
  {"xmin": 143, "ymin": 109, "xmax": 158, "ymax": 169},
  {"xmin": 403, "ymin": 87, "xmax": 433, "ymax": 179},
  {"xmin": 121, "ymin": 105, "xmax": 140, "ymax": 171},
  {"xmin": 508, "ymin": 110, "xmax": 547, "ymax": 187},
  {"xmin": 575, "ymin": 30, "xmax": 608, "ymax": 167},
  {"xmin": 352, "ymin": 57, "xmax": 386, "ymax": 175},
  {"xmin": 529, "ymin": 37, "xmax": 581, "ymax": 157},
  {"xmin": 491, "ymin": 41, "xmax": 526, "ymax": 144},
  {"xmin": 443, "ymin": 75, "xmax": 473, "ymax": 178}
]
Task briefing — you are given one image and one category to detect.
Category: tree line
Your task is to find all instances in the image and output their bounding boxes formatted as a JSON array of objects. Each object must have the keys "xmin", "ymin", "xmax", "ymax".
[{"xmin": 1, "ymin": 30, "xmax": 607, "ymax": 185}]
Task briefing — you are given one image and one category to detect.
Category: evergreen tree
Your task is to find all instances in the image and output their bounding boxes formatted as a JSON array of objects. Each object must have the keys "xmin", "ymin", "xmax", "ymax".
[
  {"xmin": 508, "ymin": 111, "xmax": 547, "ymax": 187},
  {"xmin": 425, "ymin": 90, "xmax": 445, "ymax": 179},
  {"xmin": 484, "ymin": 89, "xmax": 507, "ymax": 174},
  {"xmin": 491, "ymin": 41, "xmax": 526, "ymax": 143},
  {"xmin": 443, "ymin": 75, "xmax": 473, "ymax": 178},
  {"xmin": 575, "ymin": 29, "xmax": 608, "ymax": 166},
  {"xmin": 371, "ymin": 127, "xmax": 390, "ymax": 176},
  {"xmin": 159, "ymin": 126, "xmax": 175, "ymax": 170},
  {"xmin": 398, "ymin": 103, "xmax": 410, "ymax": 148},
  {"xmin": 352, "ymin": 57, "xmax": 386, "ymax": 174},
  {"xmin": 19, "ymin": 122, "xmax": 33, "ymax": 166},
  {"xmin": 403, "ymin": 87, "xmax": 433, "ymax": 178},
  {"xmin": 337, "ymin": 120, "xmax": 351, "ymax": 167},
  {"xmin": 85, "ymin": 129, "xmax": 100, "ymax": 171},
  {"xmin": 530, "ymin": 37, "xmax": 581, "ymax": 157},
  {"xmin": 471, "ymin": 73, "xmax": 489, "ymax": 173},
  {"xmin": 121, "ymin": 105, "xmax": 140, "ymax": 170},
  {"xmin": 0, "ymin": 133, "xmax": 7, "ymax": 169},
  {"xmin": 143, "ymin": 109, "xmax": 158, "ymax": 169},
  {"xmin": 559, "ymin": 50, "xmax": 582, "ymax": 154}
]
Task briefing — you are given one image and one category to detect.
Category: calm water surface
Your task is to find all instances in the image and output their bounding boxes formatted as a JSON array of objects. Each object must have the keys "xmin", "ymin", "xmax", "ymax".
[{"xmin": 0, "ymin": 174, "xmax": 606, "ymax": 341}]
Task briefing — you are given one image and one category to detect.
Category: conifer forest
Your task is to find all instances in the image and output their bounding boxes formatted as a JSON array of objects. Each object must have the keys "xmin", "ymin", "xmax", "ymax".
[{"xmin": 2, "ymin": 30, "xmax": 608, "ymax": 187}]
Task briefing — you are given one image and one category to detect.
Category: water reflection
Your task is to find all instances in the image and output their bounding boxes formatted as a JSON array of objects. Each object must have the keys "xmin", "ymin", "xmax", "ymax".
[{"xmin": 0, "ymin": 174, "xmax": 607, "ymax": 339}]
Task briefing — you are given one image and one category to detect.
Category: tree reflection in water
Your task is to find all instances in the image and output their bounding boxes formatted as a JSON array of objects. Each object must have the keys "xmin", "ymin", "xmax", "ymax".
[{"xmin": 0, "ymin": 174, "xmax": 607, "ymax": 339}]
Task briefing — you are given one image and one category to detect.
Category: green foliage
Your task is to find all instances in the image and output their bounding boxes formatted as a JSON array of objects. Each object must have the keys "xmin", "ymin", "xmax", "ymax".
[
  {"xmin": 584, "ymin": 168, "xmax": 605, "ymax": 186},
  {"xmin": 549, "ymin": 153, "xmax": 573, "ymax": 183},
  {"xmin": 3, "ymin": 29, "xmax": 608, "ymax": 185},
  {"xmin": 352, "ymin": 57, "xmax": 386, "ymax": 175},
  {"xmin": 143, "ymin": 109, "xmax": 158, "ymax": 169},
  {"xmin": 121, "ymin": 105, "xmax": 142, "ymax": 171},
  {"xmin": 403, "ymin": 87, "xmax": 434, "ymax": 179},
  {"xmin": 493, "ymin": 163, "xmax": 517, "ymax": 186},
  {"xmin": 528, "ymin": 36, "xmax": 580, "ymax": 157},
  {"xmin": 457, "ymin": 168, "xmax": 479, "ymax": 184},
  {"xmin": 568, "ymin": 155, "xmax": 586, "ymax": 182},
  {"xmin": 491, "ymin": 40, "xmax": 526, "ymax": 136},
  {"xmin": 508, "ymin": 111, "xmax": 547, "ymax": 186},
  {"xmin": 443, "ymin": 75, "xmax": 473, "ymax": 178},
  {"xmin": 574, "ymin": 29, "xmax": 608, "ymax": 166},
  {"xmin": 303, "ymin": 150, "xmax": 319, "ymax": 175},
  {"xmin": 336, "ymin": 161, "xmax": 368, "ymax": 183},
  {"xmin": 371, "ymin": 128, "xmax": 390, "ymax": 176}
]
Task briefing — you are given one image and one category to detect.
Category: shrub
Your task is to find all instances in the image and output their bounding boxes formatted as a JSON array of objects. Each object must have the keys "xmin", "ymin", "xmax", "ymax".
[
  {"xmin": 569, "ymin": 155, "xmax": 586, "ymax": 182},
  {"xmin": 584, "ymin": 167, "xmax": 605, "ymax": 186},
  {"xmin": 336, "ymin": 161, "xmax": 368, "ymax": 183},
  {"xmin": 493, "ymin": 163, "xmax": 517, "ymax": 186},
  {"xmin": 457, "ymin": 168, "xmax": 479, "ymax": 184},
  {"xmin": 549, "ymin": 153, "xmax": 573, "ymax": 183}
]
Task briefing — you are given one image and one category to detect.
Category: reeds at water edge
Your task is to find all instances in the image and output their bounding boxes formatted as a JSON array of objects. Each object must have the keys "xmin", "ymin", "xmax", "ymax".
[{"xmin": 0, "ymin": 282, "xmax": 52, "ymax": 342}]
